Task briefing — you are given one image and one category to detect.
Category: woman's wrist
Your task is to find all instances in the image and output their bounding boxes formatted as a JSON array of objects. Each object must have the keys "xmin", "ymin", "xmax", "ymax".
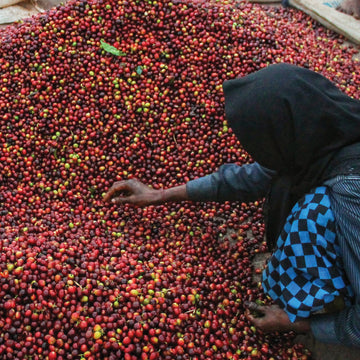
[
  {"xmin": 156, "ymin": 184, "xmax": 189, "ymax": 204},
  {"xmin": 291, "ymin": 319, "xmax": 311, "ymax": 334}
]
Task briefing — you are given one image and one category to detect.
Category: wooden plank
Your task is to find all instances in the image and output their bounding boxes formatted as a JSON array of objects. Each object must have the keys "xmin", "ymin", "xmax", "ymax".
[
  {"xmin": 0, "ymin": 0, "xmax": 23, "ymax": 9},
  {"xmin": 0, "ymin": 4, "xmax": 37, "ymax": 24},
  {"xmin": 248, "ymin": 0, "xmax": 282, "ymax": 3},
  {"xmin": 289, "ymin": 0, "xmax": 360, "ymax": 44}
]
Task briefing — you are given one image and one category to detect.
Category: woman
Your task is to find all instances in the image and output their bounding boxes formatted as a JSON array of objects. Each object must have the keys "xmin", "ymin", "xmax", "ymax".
[{"xmin": 104, "ymin": 64, "xmax": 360, "ymax": 347}]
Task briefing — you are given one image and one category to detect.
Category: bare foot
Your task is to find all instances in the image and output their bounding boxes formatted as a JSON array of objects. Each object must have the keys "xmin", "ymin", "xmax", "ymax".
[{"xmin": 337, "ymin": 0, "xmax": 360, "ymax": 18}]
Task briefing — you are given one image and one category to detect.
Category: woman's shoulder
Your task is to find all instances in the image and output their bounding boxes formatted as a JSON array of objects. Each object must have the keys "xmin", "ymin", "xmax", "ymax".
[{"xmin": 290, "ymin": 186, "xmax": 333, "ymax": 225}]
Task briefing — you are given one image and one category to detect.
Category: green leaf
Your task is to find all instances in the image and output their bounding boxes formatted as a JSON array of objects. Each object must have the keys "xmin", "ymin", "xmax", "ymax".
[
  {"xmin": 100, "ymin": 40, "xmax": 126, "ymax": 56},
  {"xmin": 135, "ymin": 65, "xmax": 143, "ymax": 75}
]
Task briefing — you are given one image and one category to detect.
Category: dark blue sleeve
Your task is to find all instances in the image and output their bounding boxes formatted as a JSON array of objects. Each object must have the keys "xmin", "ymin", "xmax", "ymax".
[
  {"xmin": 313, "ymin": 176, "xmax": 360, "ymax": 347},
  {"xmin": 186, "ymin": 162, "xmax": 275, "ymax": 203},
  {"xmin": 311, "ymin": 306, "xmax": 360, "ymax": 346}
]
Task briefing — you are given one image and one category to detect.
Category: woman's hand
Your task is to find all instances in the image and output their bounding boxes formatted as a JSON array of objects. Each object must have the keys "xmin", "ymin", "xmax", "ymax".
[
  {"xmin": 245, "ymin": 302, "xmax": 310, "ymax": 334},
  {"xmin": 103, "ymin": 179, "xmax": 163, "ymax": 206}
]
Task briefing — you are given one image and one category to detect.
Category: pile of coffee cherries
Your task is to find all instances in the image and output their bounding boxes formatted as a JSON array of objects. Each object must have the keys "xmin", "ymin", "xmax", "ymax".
[{"xmin": 0, "ymin": 0, "xmax": 358, "ymax": 358}]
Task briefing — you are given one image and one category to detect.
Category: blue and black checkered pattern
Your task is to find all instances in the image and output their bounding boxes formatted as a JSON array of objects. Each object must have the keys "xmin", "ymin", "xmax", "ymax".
[{"xmin": 262, "ymin": 186, "xmax": 354, "ymax": 322}]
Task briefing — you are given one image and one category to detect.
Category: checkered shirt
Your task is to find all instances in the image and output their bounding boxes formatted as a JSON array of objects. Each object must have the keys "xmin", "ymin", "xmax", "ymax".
[{"xmin": 262, "ymin": 186, "xmax": 354, "ymax": 322}]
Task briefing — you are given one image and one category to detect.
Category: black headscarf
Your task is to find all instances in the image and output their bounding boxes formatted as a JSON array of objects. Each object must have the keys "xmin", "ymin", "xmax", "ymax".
[{"xmin": 223, "ymin": 63, "xmax": 360, "ymax": 249}]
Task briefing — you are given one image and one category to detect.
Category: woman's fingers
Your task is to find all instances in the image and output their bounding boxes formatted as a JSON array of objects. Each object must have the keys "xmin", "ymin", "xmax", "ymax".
[
  {"xmin": 111, "ymin": 194, "xmax": 137, "ymax": 205},
  {"xmin": 104, "ymin": 179, "xmax": 158, "ymax": 206},
  {"xmin": 245, "ymin": 303, "xmax": 298, "ymax": 333},
  {"xmin": 247, "ymin": 302, "xmax": 264, "ymax": 312},
  {"xmin": 245, "ymin": 301, "xmax": 266, "ymax": 318},
  {"xmin": 103, "ymin": 180, "xmax": 133, "ymax": 203}
]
